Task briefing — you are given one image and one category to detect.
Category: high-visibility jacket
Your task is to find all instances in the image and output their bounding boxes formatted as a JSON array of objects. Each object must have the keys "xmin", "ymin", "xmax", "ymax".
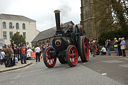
[{"xmin": 114, "ymin": 40, "xmax": 118, "ymax": 47}]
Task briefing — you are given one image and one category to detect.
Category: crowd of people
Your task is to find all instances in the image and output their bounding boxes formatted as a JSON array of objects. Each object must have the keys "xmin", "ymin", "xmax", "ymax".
[
  {"xmin": 89, "ymin": 37, "xmax": 127, "ymax": 57},
  {"xmin": 0, "ymin": 40, "xmax": 54, "ymax": 67},
  {"xmin": 0, "ymin": 23, "xmax": 127, "ymax": 67},
  {"xmin": 113, "ymin": 37, "xmax": 126, "ymax": 57},
  {"xmin": 0, "ymin": 41, "xmax": 20, "ymax": 67}
]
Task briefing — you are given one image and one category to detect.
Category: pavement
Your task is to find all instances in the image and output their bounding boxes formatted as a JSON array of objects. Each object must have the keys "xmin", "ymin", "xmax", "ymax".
[
  {"xmin": 85, "ymin": 55, "xmax": 128, "ymax": 85},
  {"xmin": 0, "ymin": 60, "xmax": 34, "ymax": 73},
  {"xmin": 110, "ymin": 50, "xmax": 128, "ymax": 56},
  {"xmin": 0, "ymin": 50, "xmax": 127, "ymax": 73}
]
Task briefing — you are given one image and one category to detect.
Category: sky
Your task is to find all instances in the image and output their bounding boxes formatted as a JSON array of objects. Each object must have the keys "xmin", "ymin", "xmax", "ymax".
[{"xmin": 0, "ymin": 0, "xmax": 81, "ymax": 32}]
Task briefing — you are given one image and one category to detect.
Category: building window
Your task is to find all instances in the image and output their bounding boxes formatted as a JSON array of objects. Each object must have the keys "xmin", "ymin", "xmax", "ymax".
[
  {"xmin": 3, "ymin": 31, "xmax": 7, "ymax": 39},
  {"xmin": 23, "ymin": 32, "xmax": 26, "ymax": 39},
  {"xmin": 16, "ymin": 23, "xmax": 19, "ymax": 29},
  {"xmin": 3, "ymin": 22, "xmax": 6, "ymax": 28},
  {"xmin": 9, "ymin": 32, "xmax": 13, "ymax": 39},
  {"xmin": 22, "ymin": 23, "xmax": 25, "ymax": 29},
  {"xmin": 9, "ymin": 22, "xmax": 13, "ymax": 29}
]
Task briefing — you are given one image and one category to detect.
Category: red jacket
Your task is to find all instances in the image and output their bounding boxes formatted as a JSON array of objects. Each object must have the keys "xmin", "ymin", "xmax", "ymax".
[{"xmin": 21, "ymin": 47, "xmax": 25, "ymax": 54}]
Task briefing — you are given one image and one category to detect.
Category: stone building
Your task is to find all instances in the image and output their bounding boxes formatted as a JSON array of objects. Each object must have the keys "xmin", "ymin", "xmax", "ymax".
[
  {"xmin": 80, "ymin": 0, "xmax": 96, "ymax": 39},
  {"xmin": 80, "ymin": 0, "xmax": 113, "ymax": 40},
  {"xmin": 0, "ymin": 14, "xmax": 39, "ymax": 47}
]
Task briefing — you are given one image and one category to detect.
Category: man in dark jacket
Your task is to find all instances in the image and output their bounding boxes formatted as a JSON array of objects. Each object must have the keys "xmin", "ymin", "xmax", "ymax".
[
  {"xmin": 79, "ymin": 25, "xmax": 85, "ymax": 36},
  {"xmin": 11, "ymin": 41, "xmax": 14, "ymax": 51},
  {"xmin": 66, "ymin": 24, "xmax": 73, "ymax": 37},
  {"xmin": 105, "ymin": 39, "xmax": 111, "ymax": 55},
  {"xmin": 117, "ymin": 38, "xmax": 122, "ymax": 56},
  {"xmin": 5, "ymin": 45, "xmax": 12, "ymax": 67}
]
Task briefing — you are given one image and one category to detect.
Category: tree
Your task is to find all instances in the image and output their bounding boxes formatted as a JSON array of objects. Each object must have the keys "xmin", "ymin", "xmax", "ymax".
[
  {"xmin": 92, "ymin": 0, "xmax": 114, "ymax": 35},
  {"xmin": 93, "ymin": 0, "xmax": 128, "ymax": 34},
  {"xmin": 11, "ymin": 32, "xmax": 26, "ymax": 46},
  {"xmin": 111, "ymin": 0, "xmax": 128, "ymax": 31},
  {"xmin": 92, "ymin": 0, "xmax": 128, "ymax": 45}
]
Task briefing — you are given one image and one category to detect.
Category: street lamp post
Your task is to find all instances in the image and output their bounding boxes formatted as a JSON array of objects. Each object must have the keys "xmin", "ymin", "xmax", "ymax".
[{"xmin": 16, "ymin": 28, "xmax": 19, "ymax": 46}]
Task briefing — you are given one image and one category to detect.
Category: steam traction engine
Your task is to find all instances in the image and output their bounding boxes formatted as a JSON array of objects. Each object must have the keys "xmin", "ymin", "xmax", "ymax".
[{"xmin": 43, "ymin": 10, "xmax": 89, "ymax": 68}]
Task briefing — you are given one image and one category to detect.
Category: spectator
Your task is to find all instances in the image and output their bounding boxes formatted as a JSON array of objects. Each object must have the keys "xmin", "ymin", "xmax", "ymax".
[
  {"xmin": 0, "ymin": 49, "xmax": 7, "ymax": 67},
  {"xmin": 89, "ymin": 41, "xmax": 92, "ymax": 55},
  {"xmin": 35, "ymin": 45, "xmax": 41, "ymax": 62},
  {"xmin": 21, "ymin": 44, "xmax": 26, "ymax": 64},
  {"xmin": 43, "ymin": 44, "xmax": 48, "ymax": 51},
  {"xmin": 100, "ymin": 46, "xmax": 107, "ymax": 55},
  {"xmin": 91, "ymin": 40, "xmax": 97, "ymax": 57},
  {"xmin": 120, "ymin": 37, "xmax": 126, "ymax": 57},
  {"xmin": 105, "ymin": 39, "xmax": 111, "ymax": 55},
  {"xmin": 117, "ymin": 38, "xmax": 122, "ymax": 56},
  {"xmin": 113, "ymin": 38, "xmax": 119, "ymax": 56},
  {"xmin": 48, "ymin": 43, "xmax": 52, "ymax": 47},
  {"xmin": 96, "ymin": 43, "xmax": 100, "ymax": 55},
  {"xmin": 14, "ymin": 44, "xmax": 19, "ymax": 62},
  {"xmin": 32, "ymin": 46, "xmax": 35, "ymax": 52},
  {"xmin": 40, "ymin": 45, "xmax": 43, "ymax": 53},
  {"xmin": 10, "ymin": 45, "xmax": 15, "ymax": 66},
  {"xmin": 5, "ymin": 45, "xmax": 12, "ymax": 67},
  {"xmin": 11, "ymin": 40, "xmax": 14, "ymax": 51},
  {"xmin": 27, "ymin": 47, "xmax": 33, "ymax": 59},
  {"xmin": 42, "ymin": 44, "xmax": 45, "ymax": 52}
]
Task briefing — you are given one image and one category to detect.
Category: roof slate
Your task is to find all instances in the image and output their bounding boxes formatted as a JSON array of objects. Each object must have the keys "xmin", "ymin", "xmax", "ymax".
[
  {"xmin": 31, "ymin": 21, "xmax": 74, "ymax": 43},
  {"xmin": 0, "ymin": 14, "xmax": 35, "ymax": 22},
  {"xmin": 31, "ymin": 27, "xmax": 56, "ymax": 43}
]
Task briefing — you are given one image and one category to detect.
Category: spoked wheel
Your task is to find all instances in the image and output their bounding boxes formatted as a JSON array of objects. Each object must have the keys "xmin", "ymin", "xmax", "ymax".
[
  {"xmin": 79, "ymin": 36, "xmax": 89, "ymax": 62},
  {"xmin": 66, "ymin": 45, "xmax": 78, "ymax": 67},
  {"xmin": 58, "ymin": 57, "xmax": 67, "ymax": 64},
  {"xmin": 43, "ymin": 47, "xmax": 56, "ymax": 68}
]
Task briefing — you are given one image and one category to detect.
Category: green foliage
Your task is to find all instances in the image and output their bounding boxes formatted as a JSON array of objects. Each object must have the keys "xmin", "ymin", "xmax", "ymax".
[
  {"xmin": 98, "ymin": 30, "xmax": 128, "ymax": 45},
  {"xmin": 11, "ymin": 32, "xmax": 26, "ymax": 46},
  {"xmin": 42, "ymin": 41, "xmax": 45, "ymax": 44},
  {"xmin": 93, "ymin": 0, "xmax": 114, "ymax": 35},
  {"xmin": 92, "ymin": 0, "xmax": 128, "ymax": 37},
  {"xmin": 111, "ymin": 0, "xmax": 128, "ymax": 31}
]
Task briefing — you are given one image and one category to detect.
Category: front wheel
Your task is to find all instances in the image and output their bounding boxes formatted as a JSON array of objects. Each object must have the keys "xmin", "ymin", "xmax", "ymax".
[
  {"xmin": 43, "ymin": 47, "xmax": 56, "ymax": 68},
  {"xmin": 66, "ymin": 45, "xmax": 78, "ymax": 67}
]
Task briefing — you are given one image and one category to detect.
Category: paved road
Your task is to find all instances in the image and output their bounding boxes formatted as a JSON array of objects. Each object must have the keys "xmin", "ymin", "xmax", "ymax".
[
  {"xmin": 0, "ymin": 56, "xmax": 126, "ymax": 85},
  {"xmin": 84, "ymin": 55, "xmax": 128, "ymax": 85}
]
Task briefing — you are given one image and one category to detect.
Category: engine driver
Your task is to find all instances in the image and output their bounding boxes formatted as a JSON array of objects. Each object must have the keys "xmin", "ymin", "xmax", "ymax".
[
  {"xmin": 66, "ymin": 24, "xmax": 73, "ymax": 37},
  {"xmin": 79, "ymin": 25, "xmax": 85, "ymax": 36}
]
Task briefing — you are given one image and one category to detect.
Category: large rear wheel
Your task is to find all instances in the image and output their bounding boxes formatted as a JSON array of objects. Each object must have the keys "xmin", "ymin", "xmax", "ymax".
[
  {"xmin": 66, "ymin": 45, "xmax": 78, "ymax": 67},
  {"xmin": 43, "ymin": 47, "xmax": 56, "ymax": 68},
  {"xmin": 79, "ymin": 36, "xmax": 89, "ymax": 62}
]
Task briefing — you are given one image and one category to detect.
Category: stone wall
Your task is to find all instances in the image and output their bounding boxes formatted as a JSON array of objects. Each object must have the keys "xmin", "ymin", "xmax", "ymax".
[{"xmin": 80, "ymin": 0, "xmax": 97, "ymax": 39}]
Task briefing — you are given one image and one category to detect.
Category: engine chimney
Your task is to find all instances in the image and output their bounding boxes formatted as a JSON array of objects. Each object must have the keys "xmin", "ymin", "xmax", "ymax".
[{"xmin": 54, "ymin": 10, "xmax": 63, "ymax": 36}]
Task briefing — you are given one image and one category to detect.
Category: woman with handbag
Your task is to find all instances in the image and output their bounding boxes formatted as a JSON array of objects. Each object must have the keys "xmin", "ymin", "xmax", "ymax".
[{"xmin": 120, "ymin": 37, "xmax": 126, "ymax": 57}]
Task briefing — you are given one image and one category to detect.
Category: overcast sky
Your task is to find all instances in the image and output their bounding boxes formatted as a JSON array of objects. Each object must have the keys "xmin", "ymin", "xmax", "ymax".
[{"xmin": 0, "ymin": 0, "xmax": 81, "ymax": 31}]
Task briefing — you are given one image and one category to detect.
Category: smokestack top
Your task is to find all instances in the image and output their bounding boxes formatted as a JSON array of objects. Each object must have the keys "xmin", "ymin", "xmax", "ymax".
[{"xmin": 54, "ymin": 10, "xmax": 61, "ymax": 13}]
